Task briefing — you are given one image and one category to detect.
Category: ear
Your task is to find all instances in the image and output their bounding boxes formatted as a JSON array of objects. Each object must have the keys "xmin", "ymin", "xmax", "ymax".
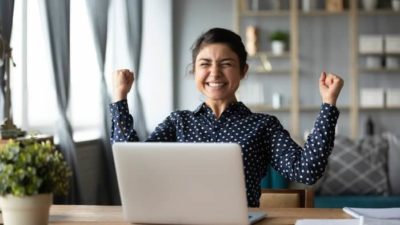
[{"xmin": 240, "ymin": 64, "xmax": 249, "ymax": 79}]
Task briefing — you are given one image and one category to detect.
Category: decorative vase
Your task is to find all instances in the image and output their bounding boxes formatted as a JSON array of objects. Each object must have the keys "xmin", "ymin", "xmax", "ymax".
[
  {"xmin": 302, "ymin": 0, "xmax": 316, "ymax": 12},
  {"xmin": 271, "ymin": 0, "xmax": 281, "ymax": 10},
  {"xmin": 362, "ymin": 0, "xmax": 378, "ymax": 11},
  {"xmin": 393, "ymin": 0, "xmax": 400, "ymax": 11},
  {"xmin": 0, "ymin": 193, "xmax": 53, "ymax": 225},
  {"xmin": 271, "ymin": 41, "xmax": 285, "ymax": 55}
]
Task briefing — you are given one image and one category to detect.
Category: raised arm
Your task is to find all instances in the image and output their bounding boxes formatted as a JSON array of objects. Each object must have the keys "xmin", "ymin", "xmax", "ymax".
[
  {"xmin": 110, "ymin": 69, "xmax": 177, "ymax": 143},
  {"xmin": 110, "ymin": 69, "xmax": 137, "ymax": 143},
  {"xmin": 268, "ymin": 72, "xmax": 343, "ymax": 184},
  {"xmin": 268, "ymin": 103, "xmax": 339, "ymax": 184}
]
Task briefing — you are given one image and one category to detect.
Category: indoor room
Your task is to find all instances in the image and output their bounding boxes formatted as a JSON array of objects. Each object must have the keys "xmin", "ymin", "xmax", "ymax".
[{"xmin": 0, "ymin": 0, "xmax": 399, "ymax": 224}]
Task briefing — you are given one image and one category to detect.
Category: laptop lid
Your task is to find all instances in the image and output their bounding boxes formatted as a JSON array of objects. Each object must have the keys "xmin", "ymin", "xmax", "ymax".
[{"xmin": 112, "ymin": 142, "xmax": 250, "ymax": 225}]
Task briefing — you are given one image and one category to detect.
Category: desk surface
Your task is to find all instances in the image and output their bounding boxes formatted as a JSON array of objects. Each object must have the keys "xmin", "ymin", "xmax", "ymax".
[{"xmin": 0, "ymin": 205, "xmax": 351, "ymax": 225}]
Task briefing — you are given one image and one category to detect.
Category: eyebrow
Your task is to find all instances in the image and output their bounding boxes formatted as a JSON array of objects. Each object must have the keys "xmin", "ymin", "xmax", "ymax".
[{"xmin": 197, "ymin": 58, "xmax": 236, "ymax": 62}]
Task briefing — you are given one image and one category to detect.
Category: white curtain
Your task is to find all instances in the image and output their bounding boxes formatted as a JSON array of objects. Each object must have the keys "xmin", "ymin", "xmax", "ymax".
[{"xmin": 38, "ymin": 0, "xmax": 81, "ymax": 204}]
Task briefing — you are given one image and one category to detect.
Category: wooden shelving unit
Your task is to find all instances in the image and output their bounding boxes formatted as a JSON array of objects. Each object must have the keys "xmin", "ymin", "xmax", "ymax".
[{"xmin": 235, "ymin": 0, "xmax": 400, "ymax": 139}]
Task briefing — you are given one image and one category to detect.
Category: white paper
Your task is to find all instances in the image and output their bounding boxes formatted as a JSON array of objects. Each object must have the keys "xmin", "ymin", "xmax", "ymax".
[
  {"xmin": 295, "ymin": 219, "xmax": 360, "ymax": 225},
  {"xmin": 363, "ymin": 217, "xmax": 400, "ymax": 225},
  {"xmin": 295, "ymin": 218, "xmax": 400, "ymax": 225},
  {"xmin": 343, "ymin": 207, "xmax": 400, "ymax": 219}
]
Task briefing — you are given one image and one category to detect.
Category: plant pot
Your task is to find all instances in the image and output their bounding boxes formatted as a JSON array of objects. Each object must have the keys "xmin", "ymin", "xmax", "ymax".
[
  {"xmin": 0, "ymin": 193, "xmax": 52, "ymax": 225},
  {"xmin": 271, "ymin": 41, "xmax": 285, "ymax": 55}
]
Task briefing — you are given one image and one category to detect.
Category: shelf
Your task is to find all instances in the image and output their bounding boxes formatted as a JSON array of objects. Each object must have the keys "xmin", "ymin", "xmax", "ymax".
[
  {"xmin": 247, "ymin": 104, "xmax": 290, "ymax": 112},
  {"xmin": 359, "ymin": 10, "xmax": 400, "ymax": 16},
  {"xmin": 249, "ymin": 51, "xmax": 290, "ymax": 59},
  {"xmin": 240, "ymin": 10, "xmax": 290, "ymax": 17},
  {"xmin": 299, "ymin": 10, "xmax": 349, "ymax": 16},
  {"xmin": 360, "ymin": 106, "xmax": 400, "ymax": 111},
  {"xmin": 247, "ymin": 105, "xmax": 351, "ymax": 112},
  {"xmin": 236, "ymin": 0, "xmax": 400, "ymax": 139},
  {"xmin": 299, "ymin": 105, "xmax": 350, "ymax": 112},
  {"xmin": 249, "ymin": 69, "xmax": 291, "ymax": 75},
  {"xmin": 358, "ymin": 52, "xmax": 400, "ymax": 56},
  {"xmin": 359, "ymin": 68, "xmax": 400, "ymax": 73}
]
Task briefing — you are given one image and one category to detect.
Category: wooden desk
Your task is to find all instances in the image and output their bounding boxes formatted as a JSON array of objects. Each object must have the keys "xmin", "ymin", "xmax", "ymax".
[{"xmin": 0, "ymin": 205, "xmax": 351, "ymax": 225}]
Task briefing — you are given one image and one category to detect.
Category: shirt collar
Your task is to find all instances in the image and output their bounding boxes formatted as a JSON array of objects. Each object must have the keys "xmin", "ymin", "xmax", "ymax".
[{"xmin": 193, "ymin": 101, "xmax": 252, "ymax": 118}]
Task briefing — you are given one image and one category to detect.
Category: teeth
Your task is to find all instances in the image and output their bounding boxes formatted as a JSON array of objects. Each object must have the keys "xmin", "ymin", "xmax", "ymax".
[{"xmin": 207, "ymin": 82, "xmax": 224, "ymax": 87}]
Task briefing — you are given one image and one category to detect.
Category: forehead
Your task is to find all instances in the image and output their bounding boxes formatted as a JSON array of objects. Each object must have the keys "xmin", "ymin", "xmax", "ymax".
[{"xmin": 196, "ymin": 43, "xmax": 238, "ymax": 60}]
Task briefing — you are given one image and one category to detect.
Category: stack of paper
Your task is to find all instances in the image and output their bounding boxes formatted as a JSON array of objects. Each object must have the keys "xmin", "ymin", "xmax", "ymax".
[
  {"xmin": 343, "ymin": 207, "xmax": 400, "ymax": 225},
  {"xmin": 343, "ymin": 207, "xmax": 400, "ymax": 219},
  {"xmin": 295, "ymin": 208, "xmax": 400, "ymax": 225},
  {"xmin": 296, "ymin": 219, "xmax": 359, "ymax": 225}
]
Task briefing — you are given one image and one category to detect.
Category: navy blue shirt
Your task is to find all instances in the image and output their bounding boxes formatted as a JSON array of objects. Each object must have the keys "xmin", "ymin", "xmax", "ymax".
[{"xmin": 110, "ymin": 100, "xmax": 339, "ymax": 207}]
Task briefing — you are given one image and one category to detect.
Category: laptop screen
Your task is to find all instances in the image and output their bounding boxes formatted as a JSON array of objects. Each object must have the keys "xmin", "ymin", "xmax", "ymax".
[{"xmin": 112, "ymin": 142, "xmax": 251, "ymax": 225}]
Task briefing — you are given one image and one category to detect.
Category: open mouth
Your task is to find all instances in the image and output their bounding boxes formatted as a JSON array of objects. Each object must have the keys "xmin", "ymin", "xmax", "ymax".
[{"xmin": 206, "ymin": 82, "xmax": 226, "ymax": 88}]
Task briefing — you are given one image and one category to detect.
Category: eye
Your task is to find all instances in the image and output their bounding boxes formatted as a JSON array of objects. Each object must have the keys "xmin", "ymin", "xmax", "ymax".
[
  {"xmin": 199, "ymin": 62, "xmax": 210, "ymax": 67},
  {"xmin": 221, "ymin": 62, "xmax": 233, "ymax": 67}
]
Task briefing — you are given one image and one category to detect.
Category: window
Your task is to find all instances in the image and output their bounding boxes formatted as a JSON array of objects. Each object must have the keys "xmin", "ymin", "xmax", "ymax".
[{"xmin": 10, "ymin": 0, "xmax": 102, "ymax": 141}]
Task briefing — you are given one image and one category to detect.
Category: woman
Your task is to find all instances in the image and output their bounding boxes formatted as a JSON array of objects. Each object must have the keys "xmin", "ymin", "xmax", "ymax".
[{"xmin": 110, "ymin": 27, "xmax": 344, "ymax": 207}]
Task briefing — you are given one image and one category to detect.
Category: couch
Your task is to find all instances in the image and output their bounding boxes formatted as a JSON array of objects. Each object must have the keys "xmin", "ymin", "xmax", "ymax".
[{"xmin": 261, "ymin": 132, "xmax": 400, "ymax": 208}]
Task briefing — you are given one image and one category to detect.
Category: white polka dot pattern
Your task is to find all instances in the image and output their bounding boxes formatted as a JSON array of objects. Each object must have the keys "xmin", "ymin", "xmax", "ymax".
[{"xmin": 110, "ymin": 100, "xmax": 340, "ymax": 207}]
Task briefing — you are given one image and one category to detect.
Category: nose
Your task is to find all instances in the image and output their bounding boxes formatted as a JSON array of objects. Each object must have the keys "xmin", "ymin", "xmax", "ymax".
[{"xmin": 209, "ymin": 63, "xmax": 221, "ymax": 77}]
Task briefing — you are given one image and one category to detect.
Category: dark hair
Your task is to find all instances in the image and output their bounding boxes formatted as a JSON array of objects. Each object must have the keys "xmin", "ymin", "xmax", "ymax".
[{"xmin": 191, "ymin": 28, "xmax": 248, "ymax": 72}]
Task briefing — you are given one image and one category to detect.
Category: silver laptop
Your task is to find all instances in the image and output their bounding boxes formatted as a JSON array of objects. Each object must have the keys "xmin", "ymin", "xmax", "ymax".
[{"xmin": 112, "ymin": 142, "xmax": 266, "ymax": 225}]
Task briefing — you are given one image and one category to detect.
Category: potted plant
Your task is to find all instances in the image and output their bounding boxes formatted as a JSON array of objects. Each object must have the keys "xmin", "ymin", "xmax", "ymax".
[
  {"xmin": 269, "ymin": 31, "xmax": 289, "ymax": 55},
  {"xmin": 0, "ymin": 138, "xmax": 71, "ymax": 225}
]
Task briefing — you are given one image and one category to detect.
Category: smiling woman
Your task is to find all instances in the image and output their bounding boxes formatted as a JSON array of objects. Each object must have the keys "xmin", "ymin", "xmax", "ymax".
[{"xmin": 110, "ymin": 27, "xmax": 344, "ymax": 208}]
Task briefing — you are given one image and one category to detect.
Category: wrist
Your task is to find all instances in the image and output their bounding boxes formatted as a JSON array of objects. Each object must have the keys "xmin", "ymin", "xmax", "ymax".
[
  {"xmin": 113, "ymin": 92, "xmax": 127, "ymax": 102},
  {"xmin": 323, "ymin": 99, "xmax": 336, "ymax": 106}
]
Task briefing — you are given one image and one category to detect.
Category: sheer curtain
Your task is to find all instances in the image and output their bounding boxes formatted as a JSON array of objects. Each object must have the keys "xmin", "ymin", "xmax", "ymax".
[
  {"xmin": 86, "ymin": 0, "xmax": 145, "ymax": 204},
  {"xmin": 125, "ymin": 0, "xmax": 147, "ymax": 141},
  {"xmin": 85, "ymin": 0, "xmax": 118, "ymax": 204},
  {"xmin": 0, "ymin": 0, "xmax": 15, "ymax": 122},
  {"xmin": 38, "ymin": 0, "xmax": 81, "ymax": 204}
]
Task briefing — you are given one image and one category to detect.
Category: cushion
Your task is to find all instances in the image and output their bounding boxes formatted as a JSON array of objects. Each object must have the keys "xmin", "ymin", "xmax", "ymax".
[
  {"xmin": 383, "ymin": 132, "xmax": 400, "ymax": 195},
  {"xmin": 317, "ymin": 135, "xmax": 389, "ymax": 195}
]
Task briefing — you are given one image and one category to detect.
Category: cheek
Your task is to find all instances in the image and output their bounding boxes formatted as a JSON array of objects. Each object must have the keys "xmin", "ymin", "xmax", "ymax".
[
  {"xmin": 194, "ymin": 70, "xmax": 206, "ymax": 81},
  {"xmin": 194, "ymin": 72, "xmax": 206, "ymax": 89}
]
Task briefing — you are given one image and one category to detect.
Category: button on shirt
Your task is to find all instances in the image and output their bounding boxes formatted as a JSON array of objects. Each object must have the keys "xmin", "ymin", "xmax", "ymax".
[{"xmin": 110, "ymin": 100, "xmax": 339, "ymax": 207}]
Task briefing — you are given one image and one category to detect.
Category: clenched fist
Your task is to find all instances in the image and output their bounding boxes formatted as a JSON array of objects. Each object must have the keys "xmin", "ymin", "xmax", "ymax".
[
  {"xmin": 319, "ymin": 72, "xmax": 344, "ymax": 106},
  {"xmin": 112, "ymin": 69, "xmax": 134, "ymax": 102}
]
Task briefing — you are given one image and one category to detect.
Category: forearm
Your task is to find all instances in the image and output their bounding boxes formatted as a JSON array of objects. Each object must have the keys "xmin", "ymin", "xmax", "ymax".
[
  {"xmin": 110, "ymin": 100, "xmax": 139, "ymax": 143},
  {"xmin": 269, "ymin": 103, "xmax": 339, "ymax": 184},
  {"xmin": 293, "ymin": 103, "xmax": 339, "ymax": 184}
]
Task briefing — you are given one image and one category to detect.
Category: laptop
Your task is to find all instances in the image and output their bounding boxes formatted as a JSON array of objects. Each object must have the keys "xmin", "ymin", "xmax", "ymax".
[{"xmin": 112, "ymin": 142, "xmax": 266, "ymax": 225}]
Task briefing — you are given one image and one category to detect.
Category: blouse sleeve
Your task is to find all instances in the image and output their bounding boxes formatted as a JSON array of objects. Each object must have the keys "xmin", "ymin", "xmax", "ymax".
[
  {"xmin": 110, "ymin": 100, "xmax": 178, "ymax": 143},
  {"xmin": 146, "ymin": 113, "xmax": 177, "ymax": 142},
  {"xmin": 110, "ymin": 100, "xmax": 139, "ymax": 143},
  {"xmin": 267, "ymin": 103, "xmax": 340, "ymax": 185}
]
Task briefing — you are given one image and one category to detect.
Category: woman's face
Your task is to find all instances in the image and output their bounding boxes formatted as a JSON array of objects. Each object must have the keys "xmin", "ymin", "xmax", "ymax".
[{"xmin": 194, "ymin": 43, "xmax": 247, "ymax": 104}]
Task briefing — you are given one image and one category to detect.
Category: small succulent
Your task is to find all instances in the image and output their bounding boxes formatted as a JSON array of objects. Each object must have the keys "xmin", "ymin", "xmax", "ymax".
[{"xmin": 269, "ymin": 31, "xmax": 289, "ymax": 43}]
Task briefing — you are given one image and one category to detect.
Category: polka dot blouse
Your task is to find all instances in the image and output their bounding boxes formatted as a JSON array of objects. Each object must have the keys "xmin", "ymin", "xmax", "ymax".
[{"xmin": 110, "ymin": 100, "xmax": 339, "ymax": 207}]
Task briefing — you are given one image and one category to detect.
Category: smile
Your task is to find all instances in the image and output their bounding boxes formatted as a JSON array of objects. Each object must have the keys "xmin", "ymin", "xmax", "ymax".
[{"xmin": 206, "ymin": 82, "xmax": 226, "ymax": 88}]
